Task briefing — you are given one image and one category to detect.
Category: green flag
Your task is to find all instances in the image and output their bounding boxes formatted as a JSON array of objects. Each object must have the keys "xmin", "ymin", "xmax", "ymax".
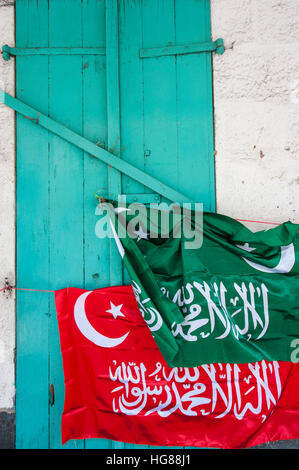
[{"xmin": 99, "ymin": 200, "xmax": 299, "ymax": 367}]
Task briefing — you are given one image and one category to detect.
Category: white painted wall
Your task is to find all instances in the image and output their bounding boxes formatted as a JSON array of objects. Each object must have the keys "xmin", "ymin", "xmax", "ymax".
[
  {"xmin": 211, "ymin": 0, "xmax": 299, "ymax": 230},
  {"xmin": 0, "ymin": 3, "xmax": 15, "ymax": 411},
  {"xmin": 0, "ymin": 0, "xmax": 298, "ymax": 415}
]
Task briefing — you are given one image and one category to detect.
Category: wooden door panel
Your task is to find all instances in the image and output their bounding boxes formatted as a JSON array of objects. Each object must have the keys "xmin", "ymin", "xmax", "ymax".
[
  {"xmin": 15, "ymin": 0, "xmax": 215, "ymax": 449},
  {"xmin": 16, "ymin": 0, "xmax": 50, "ymax": 449},
  {"xmin": 120, "ymin": 0, "xmax": 215, "ymax": 208}
]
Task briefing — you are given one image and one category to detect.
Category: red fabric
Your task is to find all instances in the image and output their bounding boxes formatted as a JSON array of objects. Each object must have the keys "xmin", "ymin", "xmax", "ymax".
[{"xmin": 55, "ymin": 286, "xmax": 299, "ymax": 449}]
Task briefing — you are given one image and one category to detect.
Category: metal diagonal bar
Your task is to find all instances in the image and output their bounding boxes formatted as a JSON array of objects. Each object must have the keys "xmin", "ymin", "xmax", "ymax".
[
  {"xmin": 2, "ymin": 45, "xmax": 106, "ymax": 61},
  {"xmin": 0, "ymin": 90, "xmax": 192, "ymax": 204},
  {"xmin": 140, "ymin": 38, "xmax": 224, "ymax": 59}
]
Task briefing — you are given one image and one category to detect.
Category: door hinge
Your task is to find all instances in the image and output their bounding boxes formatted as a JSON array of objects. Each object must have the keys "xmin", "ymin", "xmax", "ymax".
[
  {"xmin": 139, "ymin": 38, "xmax": 224, "ymax": 59},
  {"xmin": 49, "ymin": 384, "xmax": 55, "ymax": 407},
  {"xmin": 96, "ymin": 192, "xmax": 161, "ymax": 204},
  {"xmin": 2, "ymin": 45, "xmax": 105, "ymax": 61}
]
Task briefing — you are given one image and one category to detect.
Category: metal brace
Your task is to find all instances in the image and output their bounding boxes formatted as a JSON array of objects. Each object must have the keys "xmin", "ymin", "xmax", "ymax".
[{"xmin": 140, "ymin": 38, "xmax": 224, "ymax": 59}]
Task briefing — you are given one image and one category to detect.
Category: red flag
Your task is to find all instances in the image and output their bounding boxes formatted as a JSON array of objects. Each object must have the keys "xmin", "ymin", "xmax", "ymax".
[{"xmin": 55, "ymin": 286, "xmax": 299, "ymax": 449}]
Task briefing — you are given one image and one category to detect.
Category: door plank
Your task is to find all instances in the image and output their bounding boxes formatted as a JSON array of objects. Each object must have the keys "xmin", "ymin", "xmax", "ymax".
[
  {"xmin": 119, "ymin": 0, "xmax": 147, "ymax": 201},
  {"xmin": 106, "ymin": 0, "xmax": 123, "ymax": 289},
  {"xmin": 16, "ymin": 0, "xmax": 50, "ymax": 450},
  {"xmin": 105, "ymin": 0, "xmax": 126, "ymax": 449},
  {"xmin": 48, "ymin": 0, "xmax": 84, "ymax": 450},
  {"xmin": 142, "ymin": 0, "xmax": 179, "ymax": 202},
  {"xmin": 83, "ymin": 0, "xmax": 110, "ymax": 295},
  {"xmin": 175, "ymin": 0, "xmax": 216, "ymax": 210},
  {"xmin": 83, "ymin": 0, "xmax": 113, "ymax": 450}
]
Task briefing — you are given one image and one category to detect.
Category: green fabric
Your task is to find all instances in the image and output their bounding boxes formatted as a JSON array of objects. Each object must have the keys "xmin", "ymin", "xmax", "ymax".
[{"xmin": 105, "ymin": 201, "xmax": 299, "ymax": 367}]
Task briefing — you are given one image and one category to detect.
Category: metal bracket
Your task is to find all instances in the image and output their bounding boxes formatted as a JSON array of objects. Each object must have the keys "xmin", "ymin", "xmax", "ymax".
[
  {"xmin": 0, "ymin": 90, "xmax": 191, "ymax": 204},
  {"xmin": 139, "ymin": 38, "xmax": 224, "ymax": 59},
  {"xmin": 2, "ymin": 39, "xmax": 224, "ymax": 62},
  {"xmin": 96, "ymin": 192, "xmax": 161, "ymax": 204},
  {"xmin": 2, "ymin": 44, "xmax": 105, "ymax": 61}
]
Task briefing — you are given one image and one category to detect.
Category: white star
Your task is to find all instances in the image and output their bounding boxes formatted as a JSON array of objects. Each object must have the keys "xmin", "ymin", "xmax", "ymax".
[
  {"xmin": 236, "ymin": 242, "xmax": 256, "ymax": 252},
  {"xmin": 106, "ymin": 302, "xmax": 125, "ymax": 319},
  {"xmin": 133, "ymin": 226, "xmax": 149, "ymax": 242}
]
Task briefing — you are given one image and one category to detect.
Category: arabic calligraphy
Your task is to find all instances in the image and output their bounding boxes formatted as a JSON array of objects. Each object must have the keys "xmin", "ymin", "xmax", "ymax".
[
  {"xmin": 167, "ymin": 280, "xmax": 270, "ymax": 341},
  {"xmin": 132, "ymin": 278, "xmax": 271, "ymax": 342},
  {"xmin": 132, "ymin": 281, "xmax": 163, "ymax": 332},
  {"xmin": 109, "ymin": 360, "xmax": 282, "ymax": 421}
]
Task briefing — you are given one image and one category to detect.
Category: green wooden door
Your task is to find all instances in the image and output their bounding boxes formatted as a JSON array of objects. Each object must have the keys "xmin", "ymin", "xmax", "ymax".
[{"xmin": 15, "ymin": 0, "xmax": 216, "ymax": 449}]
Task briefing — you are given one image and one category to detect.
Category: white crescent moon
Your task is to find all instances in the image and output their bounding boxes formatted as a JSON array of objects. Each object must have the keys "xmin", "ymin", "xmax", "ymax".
[
  {"xmin": 242, "ymin": 243, "xmax": 295, "ymax": 274},
  {"xmin": 74, "ymin": 291, "xmax": 130, "ymax": 347}
]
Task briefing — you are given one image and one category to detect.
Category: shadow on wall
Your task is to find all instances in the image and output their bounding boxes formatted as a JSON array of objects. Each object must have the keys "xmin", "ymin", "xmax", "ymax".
[{"xmin": 0, "ymin": 412, "xmax": 15, "ymax": 449}]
